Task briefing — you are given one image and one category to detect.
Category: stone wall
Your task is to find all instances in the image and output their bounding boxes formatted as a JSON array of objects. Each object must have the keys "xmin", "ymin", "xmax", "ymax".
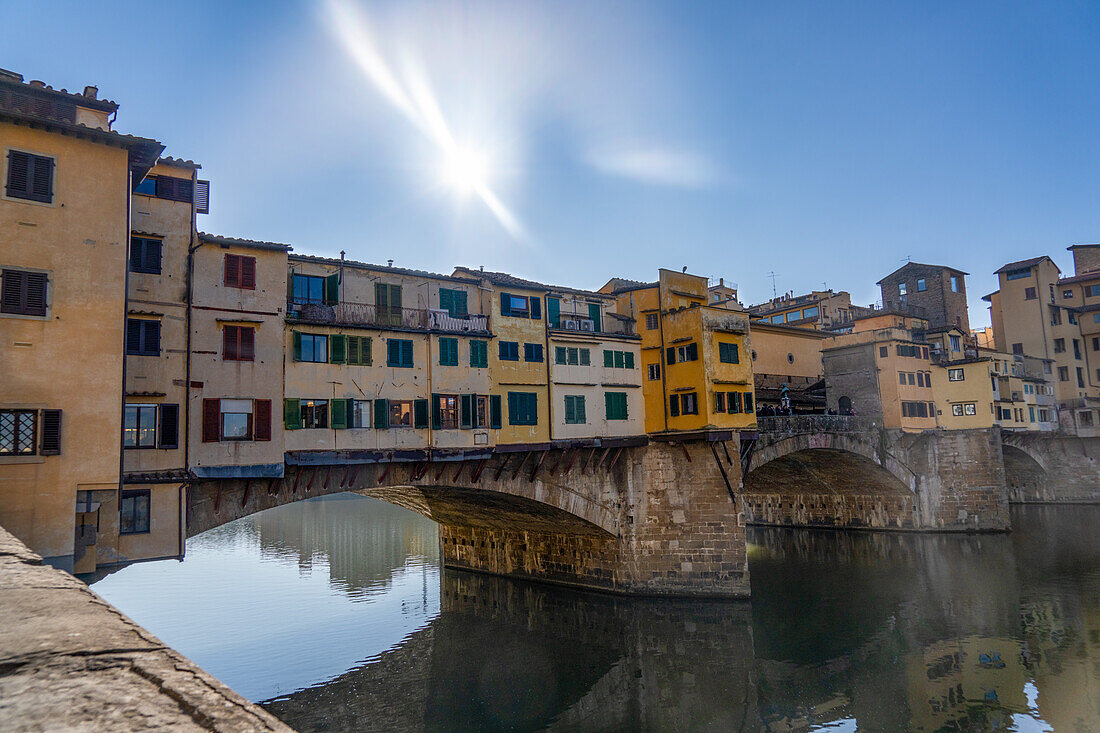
[
  {"xmin": 1001, "ymin": 432, "xmax": 1100, "ymax": 503},
  {"xmin": 0, "ymin": 525, "xmax": 290, "ymax": 732}
]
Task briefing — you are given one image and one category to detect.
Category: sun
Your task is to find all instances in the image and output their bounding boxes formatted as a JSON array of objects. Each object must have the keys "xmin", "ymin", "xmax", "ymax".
[{"xmin": 441, "ymin": 146, "xmax": 489, "ymax": 197}]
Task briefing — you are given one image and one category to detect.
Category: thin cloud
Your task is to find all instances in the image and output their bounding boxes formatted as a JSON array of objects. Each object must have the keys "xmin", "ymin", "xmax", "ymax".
[{"xmin": 587, "ymin": 147, "xmax": 719, "ymax": 188}]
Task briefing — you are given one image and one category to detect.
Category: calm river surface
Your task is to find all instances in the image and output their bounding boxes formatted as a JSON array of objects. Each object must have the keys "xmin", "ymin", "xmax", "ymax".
[{"xmin": 92, "ymin": 496, "xmax": 1099, "ymax": 732}]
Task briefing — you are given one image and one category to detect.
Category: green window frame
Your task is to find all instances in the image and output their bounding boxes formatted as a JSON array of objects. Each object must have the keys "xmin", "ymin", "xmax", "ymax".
[
  {"xmin": 556, "ymin": 346, "xmax": 568, "ymax": 364},
  {"xmin": 470, "ymin": 339, "xmax": 488, "ymax": 368},
  {"xmin": 564, "ymin": 395, "xmax": 586, "ymax": 424},
  {"xmin": 605, "ymin": 392, "xmax": 628, "ymax": 420},
  {"xmin": 387, "ymin": 338, "xmax": 414, "ymax": 368},
  {"xmin": 507, "ymin": 392, "xmax": 538, "ymax": 426},
  {"xmin": 524, "ymin": 343, "xmax": 543, "ymax": 362},
  {"xmin": 347, "ymin": 336, "xmax": 372, "ymax": 365},
  {"xmin": 719, "ymin": 342, "xmax": 739, "ymax": 364},
  {"xmin": 604, "ymin": 349, "xmax": 635, "ymax": 368},
  {"xmin": 292, "ymin": 332, "xmax": 328, "ymax": 363},
  {"xmin": 438, "ymin": 288, "xmax": 468, "ymax": 317},
  {"xmin": 499, "ymin": 341, "xmax": 520, "ymax": 361},
  {"xmin": 439, "ymin": 337, "xmax": 459, "ymax": 366}
]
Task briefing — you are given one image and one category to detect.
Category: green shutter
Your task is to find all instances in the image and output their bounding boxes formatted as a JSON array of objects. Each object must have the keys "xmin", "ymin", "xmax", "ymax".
[
  {"xmin": 324, "ymin": 273, "xmax": 339, "ymax": 305},
  {"xmin": 387, "ymin": 339, "xmax": 398, "ymax": 366},
  {"xmin": 414, "ymin": 399, "xmax": 429, "ymax": 429},
  {"xmin": 439, "ymin": 288, "xmax": 453, "ymax": 315},
  {"xmin": 460, "ymin": 394, "xmax": 473, "ymax": 429},
  {"xmin": 402, "ymin": 340, "xmax": 413, "ymax": 367},
  {"xmin": 564, "ymin": 396, "xmax": 575, "ymax": 424},
  {"xmin": 284, "ymin": 398, "xmax": 300, "ymax": 430},
  {"xmin": 507, "ymin": 392, "xmax": 517, "ymax": 425},
  {"xmin": 363, "ymin": 337, "xmax": 372, "ymax": 365},
  {"xmin": 555, "ymin": 346, "xmax": 566, "ymax": 364},
  {"xmin": 577, "ymin": 396, "xmax": 586, "ymax": 423},
  {"xmin": 490, "ymin": 395, "xmax": 502, "ymax": 429},
  {"xmin": 331, "ymin": 334, "xmax": 347, "ymax": 363},
  {"xmin": 347, "ymin": 336, "xmax": 359, "ymax": 365},
  {"xmin": 614, "ymin": 351, "xmax": 624, "ymax": 369},
  {"xmin": 547, "ymin": 297, "xmax": 560, "ymax": 328},
  {"xmin": 604, "ymin": 350, "xmax": 613, "ymax": 368},
  {"xmin": 605, "ymin": 391, "xmax": 614, "ymax": 420},
  {"xmin": 331, "ymin": 398, "xmax": 348, "ymax": 429},
  {"xmin": 624, "ymin": 352, "xmax": 635, "ymax": 369},
  {"xmin": 293, "ymin": 332, "xmax": 302, "ymax": 361},
  {"xmin": 579, "ymin": 349, "xmax": 590, "ymax": 366},
  {"xmin": 374, "ymin": 399, "xmax": 389, "ymax": 428},
  {"xmin": 432, "ymin": 394, "xmax": 442, "ymax": 430},
  {"xmin": 453, "ymin": 290, "xmax": 467, "ymax": 316},
  {"xmin": 440, "ymin": 338, "xmax": 457, "ymax": 366},
  {"xmin": 588, "ymin": 302, "xmax": 602, "ymax": 332},
  {"xmin": 530, "ymin": 296, "xmax": 541, "ymax": 320}
]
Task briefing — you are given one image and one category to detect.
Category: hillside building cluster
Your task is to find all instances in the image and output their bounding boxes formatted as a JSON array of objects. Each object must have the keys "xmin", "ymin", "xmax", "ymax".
[{"xmin": 0, "ymin": 70, "xmax": 1093, "ymax": 574}]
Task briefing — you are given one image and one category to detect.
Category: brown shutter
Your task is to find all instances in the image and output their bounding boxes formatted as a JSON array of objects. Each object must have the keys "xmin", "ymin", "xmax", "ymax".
[
  {"xmin": 254, "ymin": 400, "xmax": 272, "ymax": 441},
  {"xmin": 1, "ymin": 269, "xmax": 25, "ymax": 313},
  {"xmin": 223, "ymin": 254, "xmax": 234, "ymax": 287},
  {"xmin": 202, "ymin": 399, "xmax": 221, "ymax": 442},
  {"xmin": 158, "ymin": 404, "xmax": 179, "ymax": 449},
  {"xmin": 30, "ymin": 156, "xmax": 53, "ymax": 202},
  {"xmin": 241, "ymin": 257, "xmax": 256, "ymax": 289},
  {"xmin": 241, "ymin": 326, "xmax": 255, "ymax": 361},
  {"xmin": 222, "ymin": 326, "xmax": 236, "ymax": 360},
  {"xmin": 6, "ymin": 151, "xmax": 29, "ymax": 197},
  {"xmin": 40, "ymin": 409, "xmax": 61, "ymax": 455}
]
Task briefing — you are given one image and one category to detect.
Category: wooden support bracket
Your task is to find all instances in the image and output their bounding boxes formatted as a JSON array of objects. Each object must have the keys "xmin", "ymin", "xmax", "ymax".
[
  {"xmin": 512, "ymin": 451, "xmax": 531, "ymax": 480},
  {"xmin": 494, "ymin": 454, "xmax": 510, "ymax": 481},
  {"xmin": 453, "ymin": 461, "xmax": 465, "ymax": 482},
  {"xmin": 680, "ymin": 442, "xmax": 692, "ymax": 462},
  {"xmin": 413, "ymin": 461, "xmax": 429, "ymax": 481},
  {"xmin": 435, "ymin": 462, "xmax": 448, "ymax": 481},
  {"xmin": 581, "ymin": 447, "xmax": 597, "ymax": 473},
  {"xmin": 377, "ymin": 463, "xmax": 391, "ymax": 485},
  {"xmin": 213, "ymin": 484, "xmax": 222, "ymax": 514},
  {"xmin": 472, "ymin": 459, "xmax": 488, "ymax": 483},
  {"xmin": 710, "ymin": 443, "xmax": 737, "ymax": 503},
  {"xmin": 721, "ymin": 440, "xmax": 733, "ymax": 466},
  {"xmin": 608, "ymin": 446, "xmax": 624, "ymax": 471},
  {"xmin": 346, "ymin": 464, "xmax": 361, "ymax": 489},
  {"xmin": 306, "ymin": 468, "xmax": 318, "ymax": 494},
  {"xmin": 592, "ymin": 447, "xmax": 611, "ymax": 473},
  {"xmin": 292, "ymin": 468, "xmax": 304, "ymax": 494},
  {"xmin": 529, "ymin": 450, "xmax": 549, "ymax": 482},
  {"xmin": 241, "ymin": 479, "xmax": 252, "ymax": 508},
  {"xmin": 562, "ymin": 449, "xmax": 579, "ymax": 474},
  {"xmin": 547, "ymin": 448, "xmax": 565, "ymax": 476}
]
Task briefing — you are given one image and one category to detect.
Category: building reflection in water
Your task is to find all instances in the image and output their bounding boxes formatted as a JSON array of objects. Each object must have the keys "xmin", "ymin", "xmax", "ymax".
[{"xmin": 95, "ymin": 494, "xmax": 1099, "ymax": 732}]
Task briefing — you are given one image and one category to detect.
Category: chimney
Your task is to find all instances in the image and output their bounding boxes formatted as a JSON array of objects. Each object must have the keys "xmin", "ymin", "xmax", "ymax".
[
  {"xmin": 83, "ymin": 85, "xmax": 98, "ymax": 99},
  {"xmin": 719, "ymin": 277, "xmax": 724, "ymax": 287},
  {"xmin": 387, "ymin": 259, "xmax": 393, "ymax": 267},
  {"xmin": 28, "ymin": 80, "xmax": 45, "ymax": 88}
]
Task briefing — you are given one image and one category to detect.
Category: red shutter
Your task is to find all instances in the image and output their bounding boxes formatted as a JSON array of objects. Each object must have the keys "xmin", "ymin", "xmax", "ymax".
[
  {"xmin": 202, "ymin": 399, "xmax": 221, "ymax": 442},
  {"xmin": 241, "ymin": 326, "xmax": 255, "ymax": 361},
  {"xmin": 254, "ymin": 400, "xmax": 272, "ymax": 441},
  {"xmin": 222, "ymin": 326, "xmax": 235, "ymax": 361},
  {"xmin": 223, "ymin": 254, "xmax": 234, "ymax": 287},
  {"xmin": 241, "ymin": 257, "xmax": 256, "ymax": 289}
]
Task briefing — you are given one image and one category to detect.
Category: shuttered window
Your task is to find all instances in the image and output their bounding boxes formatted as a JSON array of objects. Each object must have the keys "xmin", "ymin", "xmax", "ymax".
[
  {"xmin": 603, "ymin": 350, "xmax": 634, "ymax": 368},
  {"xmin": 154, "ymin": 176, "xmax": 194, "ymax": 203},
  {"xmin": 222, "ymin": 325, "xmax": 255, "ymax": 361},
  {"xmin": 347, "ymin": 336, "xmax": 372, "ymax": 365},
  {"xmin": 202, "ymin": 399, "xmax": 221, "ymax": 442},
  {"xmin": 439, "ymin": 288, "xmax": 468, "ymax": 316},
  {"xmin": 387, "ymin": 338, "xmax": 414, "ymax": 367},
  {"xmin": 470, "ymin": 339, "xmax": 488, "ymax": 368},
  {"xmin": 129, "ymin": 237, "xmax": 162, "ymax": 274},
  {"xmin": 718, "ymin": 342, "xmax": 739, "ymax": 364},
  {"xmin": 1, "ymin": 269, "xmax": 48, "ymax": 316},
  {"xmin": 605, "ymin": 392, "xmax": 628, "ymax": 420},
  {"xmin": 126, "ymin": 319, "xmax": 161, "ymax": 356},
  {"xmin": 124, "ymin": 405, "xmax": 157, "ymax": 448},
  {"xmin": 439, "ymin": 337, "xmax": 459, "ymax": 366},
  {"xmin": 564, "ymin": 395, "xmax": 586, "ymax": 424},
  {"xmin": 5, "ymin": 150, "xmax": 54, "ymax": 203},
  {"xmin": 39, "ymin": 409, "xmax": 61, "ymax": 455},
  {"xmin": 524, "ymin": 343, "xmax": 543, "ymax": 362},
  {"xmin": 0, "ymin": 90, "xmax": 76, "ymax": 122},
  {"xmin": 489, "ymin": 395, "xmax": 502, "ymax": 429},
  {"xmin": 498, "ymin": 341, "xmax": 520, "ymax": 361},
  {"xmin": 195, "ymin": 179, "xmax": 210, "ymax": 214},
  {"xmin": 157, "ymin": 404, "xmax": 178, "ymax": 449},
  {"xmin": 224, "ymin": 254, "xmax": 256, "ymax": 289},
  {"xmin": 507, "ymin": 392, "xmax": 538, "ymax": 426}
]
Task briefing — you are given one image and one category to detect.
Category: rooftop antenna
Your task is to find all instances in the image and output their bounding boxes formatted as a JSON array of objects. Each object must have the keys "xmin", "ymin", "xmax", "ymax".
[{"xmin": 768, "ymin": 271, "xmax": 778, "ymax": 300}]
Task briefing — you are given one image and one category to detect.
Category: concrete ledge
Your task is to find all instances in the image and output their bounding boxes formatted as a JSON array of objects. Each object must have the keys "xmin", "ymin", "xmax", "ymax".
[{"xmin": 0, "ymin": 526, "xmax": 292, "ymax": 732}]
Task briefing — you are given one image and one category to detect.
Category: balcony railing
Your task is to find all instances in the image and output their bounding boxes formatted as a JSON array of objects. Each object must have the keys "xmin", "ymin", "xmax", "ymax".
[
  {"xmin": 549, "ymin": 315, "xmax": 637, "ymax": 337},
  {"xmin": 756, "ymin": 415, "xmax": 879, "ymax": 435},
  {"xmin": 289, "ymin": 301, "xmax": 489, "ymax": 333}
]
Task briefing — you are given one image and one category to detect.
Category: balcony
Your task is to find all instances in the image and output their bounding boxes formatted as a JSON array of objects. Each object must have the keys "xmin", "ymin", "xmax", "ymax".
[
  {"xmin": 550, "ymin": 314, "xmax": 637, "ymax": 337},
  {"xmin": 289, "ymin": 301, "xmax": 490, "ymax": 334}
]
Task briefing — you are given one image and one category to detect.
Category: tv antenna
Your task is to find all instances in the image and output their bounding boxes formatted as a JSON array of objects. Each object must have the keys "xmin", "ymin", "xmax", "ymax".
[{"xmin": 768, "ymin": 271, "xmax": 777, "ymax": 300}]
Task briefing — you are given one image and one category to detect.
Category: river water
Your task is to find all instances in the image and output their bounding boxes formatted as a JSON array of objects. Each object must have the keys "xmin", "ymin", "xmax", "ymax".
[{"xmin": 92, "ymin": 495, "xmax": 1100, "ymax": 732}]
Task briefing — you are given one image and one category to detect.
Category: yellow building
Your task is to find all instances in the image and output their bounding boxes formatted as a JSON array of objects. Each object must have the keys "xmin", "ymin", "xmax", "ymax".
[
  {"xmin": 285, "ymin": 257, "xmax": 492, "ymax": 455},
  {"xmin": 747, "ymin": 289, "xmax": 860, "ymax": 331},
  {"xmin": 0, "ymin": 70, "xmax": 163, "ymax": 570},
  {"xmin": 602, "ymin": 269, "xmax": 755, "ymax": 436},
  {"xmin": 188, "ymin": 233, "xmax": 289, "ymax": 479},
  {"xmin": 747, "ymin": 321, "xmax": 827, "ymax": 413},
  {"xmin": 930, "ymin": 357, "xmax": 996, "ymax": 430}
]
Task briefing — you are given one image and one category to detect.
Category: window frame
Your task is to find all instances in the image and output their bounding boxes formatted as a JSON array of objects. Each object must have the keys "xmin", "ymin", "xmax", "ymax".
[
  {"xmin": 129, "ymin": 236, "xmax": 162, "ymax": 275},
  {"xmin": 123, "ymin": 404, "xmax": 158, "ymax": 449},
  {"xmin": 119, "ymin": 489, "xmax": 151, "ymax": 535},
  {"xmin": 4, "ymin": 148, "xmax": 55, "ymax": 204},
  {"xmin": 126, "ymin": 318, "xmax": 161, "ymax": 356},
  {"xmin": 223, "ymin": 253, "xmax": 257, "ymax": 290},
  {"xmin": 0, "ymin": 409, "xmax": 38, "ymax": 456},
  {"xmin": 0, "ymin": 267, "xmax": 49, "ymax": 318},
  {"xmin": 300, "ymin": 399, "xmax": 329, "ymax": 430},
  {"xmin": 564, "ymin": 395, "xmax": 586, "ymax": 424}
]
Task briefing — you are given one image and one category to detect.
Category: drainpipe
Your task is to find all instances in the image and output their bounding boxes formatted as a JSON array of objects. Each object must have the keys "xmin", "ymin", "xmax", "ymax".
[
  {"xmin": 657, "ymin": 286, "xmax": 668, "ymax": 433},
  {"xmin": 183, "ymin": 185, "xmax": 201, "ymax": 558},
  {"xmin": 116, "ymin": 169, "xmax": 134, "ymax": 562},
  {"xmin": 544, "ymin": 290, "xmax": 552, "ymax": 443}
]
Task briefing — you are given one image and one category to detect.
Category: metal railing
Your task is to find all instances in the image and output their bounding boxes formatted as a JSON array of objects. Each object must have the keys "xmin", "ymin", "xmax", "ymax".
[
  {"xmin": 756, "ymin": 415, "xmax": 879, "ymax": 435},
  {"xmin": 289, "ymin": 301, "xmax": 490, "ymax": 333},
  {"xmin": 549, "ymin": 315, "xmax": 637, "ymax": 337}
]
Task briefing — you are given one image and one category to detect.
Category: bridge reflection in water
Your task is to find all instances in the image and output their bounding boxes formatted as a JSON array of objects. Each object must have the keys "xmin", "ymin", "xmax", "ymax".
[{"xmin": 93, "ymin": 495, "xmax": 1099, "ymax": 732}]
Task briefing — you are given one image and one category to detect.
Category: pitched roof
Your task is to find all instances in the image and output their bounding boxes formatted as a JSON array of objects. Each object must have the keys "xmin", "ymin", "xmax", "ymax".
[
  {"xmin": 1067, "ymin": 243, "xmax": 1100, "ymax": 250},
  {"xmin": 876, "ymin": 261, "xmax": 969, "ymax": 285},
  {"xmin": 291, "ymin": 254, "xmax": 479, "ymax": 283},
  {"xmin": 994, "ymin": 256, "xmax": 1057, "ymax": 274},
  {"xmin": 601, "ymin": 277, "xmax": 658, "ymax": 295},
  {"xmin": 199, "ymin": 232, "xmax": 293, "ymax": 252},
  {"xmin": 454, "ymin": 267, "xmax": 611, "ymax": 299},
  {"xmin": 0, "ymin": 72, "xmax": 118, "ymax": 113},
  {"xmin": 158, "ymin": 156, "xmax": 202, "ymax": 170},
  {"xmin": 1058, "ymin": 271, "xmax": 1100, "ymax": 286}
]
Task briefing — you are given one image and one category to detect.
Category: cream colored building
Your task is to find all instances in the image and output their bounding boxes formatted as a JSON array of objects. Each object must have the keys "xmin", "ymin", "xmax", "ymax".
[
  {"xmin": 0, "ymin": 70, "xmax": 162, "ymax": 570},
  {"xmin": 747, "ymin": 321, "xmax": 826, "ymax": 412}
]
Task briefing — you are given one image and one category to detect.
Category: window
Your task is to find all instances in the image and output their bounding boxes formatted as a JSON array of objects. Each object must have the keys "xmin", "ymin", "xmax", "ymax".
[
  {"xmin": 435, "ymin": 395, "xmax": 459, "ymax": 429},
  {"xmin": 916, "ymin": 372, "xmax": 925, "ymax": 387},
  {"xmin": 438, "ymin": 288, "xmax": 468, "ymax": 317},
  {"xmin": 648, "ymin": 363, "xmax": 661, "ymax": 381},
  {"xmin": 899, "ymin": 372, "xmax": 907, "ymax": 385},
  {"xmin": 715, "ymin": 392, "xmax": 726, "ymax": 413},
  {"xmin": 350, "ymin": 400, "xmax": 371, "ymax": 428},
  {"xmin": 1024, "ymin": 287, "xmax": 1037, "ymax": 300},
  {"xmin": 1, "ymin": 269, "xmax": 48, "ymax": 316},
  {"xmin": 555, "ymin": 346, "xmax": 589, "ymax": 365},
  {"xmin": 680, "ymin": 392, "xmax": 699, "ymax": 415},
  {"xmin": 718, "ymin": 342, "xmax": 739, "ymax": 364},
  {"xmin": 347, "ymin": 336, "xmax": 372, "ymax": 365},
  {"xmin": 729, "ymin": 392, "xmax": 744, "ymax": 414},
  {"xmin": 0, "ymin": 409, "xmax": 37, "ymax": 455},
  {"xmin": 668, "ymin": 342, "xmax": 699, "ymax": 364},
  {"xmin": 1006, "ymin": 268, "xmax": 1031, "ymax": 281},
  {"xmin": 294, "ymin": 333, "xmax": 328, "ymax": 363},
  {"xmin": 898, "ymin": 283, "xmax": 907, "ymax": 296},
  {"xmin": 879, "ymin": 346, "xmax": 888, "ymax": 358},
  {"xmin": 907, "ymin": 373, "xmax": 916, "ymax": 385},
  {"xmin": 220, "ymin": 398, "xmax": 255, "ymax": 438},
  {"xmin": 1012, "ymin": 343, "xmax": 1024, "ymax": 355},
  {"xmin": 124, "ymin": 405, "xmax": 157, "ymax": 448},
  {"xmin": 474, "ymin": 396, "xmax": 489, "ymax": 428},
  {"xmin": 802, "ymin": 306, "xmax": 819, "ymax": 319},
  {"xmin": 439, "ymin": 337, "xmax": 459, "ymax": 366},
  {"xmin": 1093, "ymin": 337, "xmax": 1100, "ymax": 352},
  {"xmin": 1054, "ymin": 338, "xmax": 1065, "ymax": 353},
  {"xmin": 948, "ymin": 368, "xmax": 965, "ymax": 382},
  {"xmin": 1069, "ymin": 312, "xmax": 1077, "ymax": 324},
  {"xmin": 292, "ymin": 274, "xmax": 325, "ymax": 305},
  {"xmin": 153, "ymin": 176, "xmax": 193, "ymax": 203},
  {"xmin": 126, "ymin": 319, "xmax": 161, "ymax": 356},
  {"xmin": 1059, "ymin": 366, "xmax": 1069, "ymax": 382},
  {"xmin": 388, "ymin": 400, "xmax": 414, "ymax": 428},
  {"xmin": 375, "ymin": 283, "xmax": 402, "ymax": 325},
  {"xmin": 129, "ymin": 237, "xmax": 162, "ymax": 274},
  {"xmin": 507, "ymin": 392, "xmax": 538, "ymax": 425},
  {"xmin": 564, "ymin": 395, "xmax": 586, "ymax": 424},
  {"xmin": 1088, "ymin": 285, "xmax": 1100, "ymax": 297},
  {"xmin": 605, "ymin": 392, "xmax": 628, "ymax": 420},
  {"xmin": 949, "ymin": 335, "xmax": 961, "ymax": 351},
  {"xmin": 300, "ymin": 399, "xmax": 329, "ymax": 429},
  {"xmin": 499, "ymin": 341, "xmax": 520, "ymax": 361},
  {"xmin": 524, "ymin": 343, "xmax": 544, "ymax": 362},
  {"xmin": 952, "ymin": 404, "xmax": 964, "ymax": 417},
  {"xmin": 387, "ymin": 338, "xmax": 414, "ymax": 367},
  {"xmin": 1051, "ymin": 307, "xmax": 1062, "ymax": 326},
  {"xmin": 5, "ymin": 150, "xmax": 53, "ymax": 203},
  {"xmin": 119, "ymin": 490, "xmax": 150, "ymax": 535},
  {"xmin": 500, "ymin": 292, "xmax": 540, "ymax": 319},
  {"xmin": 134, "ymin": 177, "xmax": 156, "ymax": 195},
  {"xmin": 223, "ymin": 254, "xmax": 256, "ymax": 290},
  {"xmin": 204, "ymin": 399, "xmax": 270, "ymax": 442},
  {"xmin": 603, "ymin": 350, "xmax": 635, "ymax": 369},
  {"xmin": 1063, "ymin": 289, "xmax": 1074, "ymax": 299},
  {"xmin": 222, "ymin": 325, "xmax": 255, "ymax": 361},
  {"xmin": 770, "ymin": 314, "xmax": 785, "ymax": 324},
  {"xmin": 470, "ymin": 339, "xmax": 488, "ymax": 368},
  {"xmin": 1077, "ymin": 367, "xmax": 1085, "ymax": 388},
  {"xmin": 916, "ymin": 278, "xmax": 926, "ymax": 292},
  {"xmin": 951, "ymin": 276, "xmax": 961, "ymax": 292},
  {"xmin": 1074, "ymin": 339, "xmax": 1082, "ymax": 360},
  {"xmin": 645, "ymin": 313, "xmax": 659, "ymax": 330}
]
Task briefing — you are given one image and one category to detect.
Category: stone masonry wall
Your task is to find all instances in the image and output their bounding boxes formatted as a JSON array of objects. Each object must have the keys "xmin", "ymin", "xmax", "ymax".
[{"xmin": 1001, "ymin": 433, "xmax": 1100, "ymax": 503}]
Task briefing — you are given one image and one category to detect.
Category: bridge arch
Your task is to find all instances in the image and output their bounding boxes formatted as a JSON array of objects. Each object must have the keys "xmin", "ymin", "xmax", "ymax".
[{"xmin": 1000, "ymin": 443, "xmax": 1049, "ymax": 503}]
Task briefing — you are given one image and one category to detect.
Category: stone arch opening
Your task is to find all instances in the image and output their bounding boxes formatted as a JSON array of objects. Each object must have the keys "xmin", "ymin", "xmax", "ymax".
[
  {"xmin": 742, "ymin": 448, "xmax": 918, "ymax": 530},
  {"xmin": 838, "ymin": 396, "xmax": 852, "ymax": 414},
  {"xmin": 1001, "ymin": 444, "xmax": 1048, "ymax": 503}
]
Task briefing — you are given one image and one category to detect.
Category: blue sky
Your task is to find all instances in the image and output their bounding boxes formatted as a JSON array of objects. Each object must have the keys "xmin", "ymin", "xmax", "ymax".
[{"xmin": 6, "ymin": 1, "xmax": 1100, "ymax": 325}]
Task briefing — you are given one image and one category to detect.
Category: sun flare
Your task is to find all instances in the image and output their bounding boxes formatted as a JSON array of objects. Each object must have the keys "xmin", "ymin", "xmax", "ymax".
[{"xmin": 441, "ymin": 147, "xmax": 489, "ymax": 197}]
